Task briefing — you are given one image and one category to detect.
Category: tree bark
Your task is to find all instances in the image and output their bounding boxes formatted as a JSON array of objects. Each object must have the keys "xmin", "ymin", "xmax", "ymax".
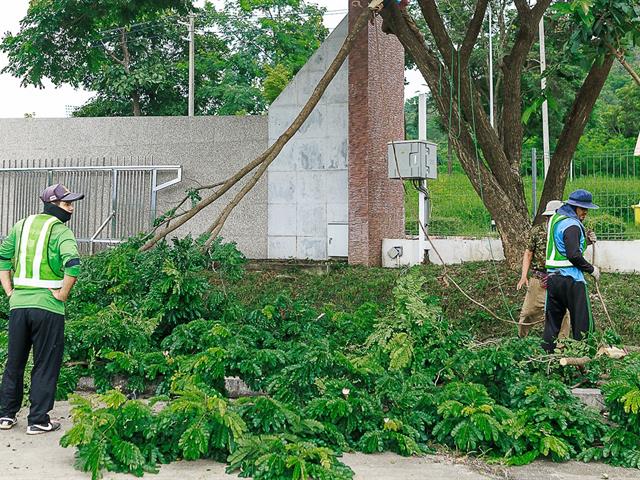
[
  {"xmin": 119, "ymin": 29, "xmax": 142, "ymax": 117},
  {"xmin": 381, "ymin": 3, "xmax": 529, "ymax": 266},
  {"xmin": 132, "ymin": 91, "xmax": 142, "ymax": 117}
]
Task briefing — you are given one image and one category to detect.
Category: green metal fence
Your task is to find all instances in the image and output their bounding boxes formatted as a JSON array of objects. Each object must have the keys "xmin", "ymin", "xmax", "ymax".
[{"xmin": 405, "ymin": 150, "xmax": 640, "ymax": 240}]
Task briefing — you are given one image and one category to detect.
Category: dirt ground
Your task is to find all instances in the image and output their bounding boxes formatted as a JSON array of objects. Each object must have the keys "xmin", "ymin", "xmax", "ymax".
[{"xmin": 2, "ymin": 402, "xmax": 639, "ymax": 480}]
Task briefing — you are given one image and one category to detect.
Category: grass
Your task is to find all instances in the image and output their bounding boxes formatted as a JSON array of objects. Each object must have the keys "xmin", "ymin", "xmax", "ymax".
[
  {"xmin": 225, "ymin": 261, "xmax": 640, "ymax": 345},
  {"xmin": 405, "ymin": 171, "xmax": 640, "ymax": 239}
]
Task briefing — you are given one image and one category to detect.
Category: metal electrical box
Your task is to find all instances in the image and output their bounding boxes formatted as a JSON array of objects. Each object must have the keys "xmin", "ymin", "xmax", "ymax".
[{"xmin": 387, "ymin": 140, "xmax": 438, "ymax": 180}]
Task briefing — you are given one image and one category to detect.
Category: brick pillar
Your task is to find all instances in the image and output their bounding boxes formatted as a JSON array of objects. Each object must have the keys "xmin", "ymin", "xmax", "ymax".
[{"xmin": 348, "ymin": 4, "xmax": 405, "ymax": 266}]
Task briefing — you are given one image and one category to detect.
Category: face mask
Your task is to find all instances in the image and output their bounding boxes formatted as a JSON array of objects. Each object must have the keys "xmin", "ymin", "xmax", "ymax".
[{"xmin": 43, "ymin": 202, "xmax": 72, "ymax": 223}]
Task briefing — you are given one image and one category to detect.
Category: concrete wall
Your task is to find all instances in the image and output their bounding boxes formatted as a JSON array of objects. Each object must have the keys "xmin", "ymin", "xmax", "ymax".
[
  {"xmin": 382, "ymin": 237, "xmax": 640, "ymax": 273},
  {"xmin": 267, "ymin": 17, "xmax": 349, "ymax": 260},
  {"xmin": 0, "ymin": 116, "xmax": 269, "ymax": 258}
]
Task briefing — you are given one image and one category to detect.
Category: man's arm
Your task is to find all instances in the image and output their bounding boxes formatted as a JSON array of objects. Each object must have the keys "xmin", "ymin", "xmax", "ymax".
[
  {"xmin": 517, "ymin": 249, "xmax": 533, "ymax": 290},
  {"xmin": 50, "ymin": 227, "xmax": 81, "ymax": 302},
  {"xmin": 0, "ymin": 271, "xmax": 13, "ymax": 297},
  {"xmin": 50, "ymin": 274, "xmax": 77, "ymax": 302},
  {"xmin": 0, "ymin": 226, "xmax": 17, "ymax": 296},
  {"xmin": 563, "ymin": 226, "xmax": 594, "ymax": 273}
]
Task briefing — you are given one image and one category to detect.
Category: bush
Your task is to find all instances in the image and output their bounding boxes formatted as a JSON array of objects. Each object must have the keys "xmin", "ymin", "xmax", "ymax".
[{"xmin": 584, "ymin": 213, "xmax": 627, "ymax": 239}]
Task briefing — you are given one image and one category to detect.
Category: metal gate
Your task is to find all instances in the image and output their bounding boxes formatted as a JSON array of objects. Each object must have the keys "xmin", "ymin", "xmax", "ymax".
[{"xmin": 0, "ymin": 158, "xmax": 181, "ymax": 253}]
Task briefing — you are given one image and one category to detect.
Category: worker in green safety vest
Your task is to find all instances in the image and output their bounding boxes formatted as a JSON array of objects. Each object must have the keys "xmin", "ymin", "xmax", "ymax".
[
  {"xmin": 0, "ymin": 184, "xmax": 84, "ymax": 434},
  {"xmin": 543, "ymin": 189, "xmax": 600, "ymax": 352}
]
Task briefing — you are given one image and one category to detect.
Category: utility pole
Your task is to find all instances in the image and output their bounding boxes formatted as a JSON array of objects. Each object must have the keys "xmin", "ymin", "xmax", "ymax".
[
  {"xmin": 418, "ymin": 92, "xmax": 428, "ymax": 263},
  {"xmin": 539, "ymin": 18, "xmax": 550, "ymax": 177},
  {"xmin": 488, "ymin": 5, "xmax": 495, "ymax": 129},
  {"xmin": 188, "ymin": 12, "xmax": 195, "ymax": 117}
]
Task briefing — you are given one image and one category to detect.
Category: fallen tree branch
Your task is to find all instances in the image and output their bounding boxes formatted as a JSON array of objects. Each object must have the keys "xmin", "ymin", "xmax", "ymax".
[
  {"xmin": 559, "ymin": 356, "xmax": 591, "ymax": 366},
  {"xmin": 141, "ymin": 7, "xmax": 373, "ymax": 252},
  {"xmin": 607, "ymin": 43, "xmax": 640, "ymax": 87},
  {"xmin": 201, "ymin": 7, "xmax": 373, "ymax": 248}
]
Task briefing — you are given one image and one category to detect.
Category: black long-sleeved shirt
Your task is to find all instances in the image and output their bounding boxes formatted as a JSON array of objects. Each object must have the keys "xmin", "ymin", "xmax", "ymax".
[{"xmin": 563, "ymin": 225, "xmax": 594, "ymax": 274}]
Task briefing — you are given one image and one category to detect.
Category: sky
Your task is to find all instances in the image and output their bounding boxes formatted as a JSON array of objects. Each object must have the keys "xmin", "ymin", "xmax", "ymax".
[{"xmin": 0, "ymin": 0, "xmax": 425, "ymax": 118}]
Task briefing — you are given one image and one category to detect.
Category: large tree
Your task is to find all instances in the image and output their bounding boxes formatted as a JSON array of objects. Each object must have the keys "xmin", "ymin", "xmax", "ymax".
[
  {"xmin": 380, "ymin": 0, "xmax": 640, "ymax": 265},
  {"xmin": 2, "ymin": 0, "xmax": 327, "ymax": 117}
]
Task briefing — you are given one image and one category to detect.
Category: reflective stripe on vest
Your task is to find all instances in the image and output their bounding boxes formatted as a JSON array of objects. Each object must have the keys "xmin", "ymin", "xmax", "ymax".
[
  {"xmin": 13, "ymin": 214, "xmax": 64, "ymax": 289},
  {"xmin": 545, "ymin": 213, "xmax": 586, "ymax": 269}
]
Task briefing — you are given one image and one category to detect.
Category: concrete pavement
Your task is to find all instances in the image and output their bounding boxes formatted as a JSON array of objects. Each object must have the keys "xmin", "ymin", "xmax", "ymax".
[{"xmin": 1, "ymin": 401, "xmax": 639, "ymax": 480}]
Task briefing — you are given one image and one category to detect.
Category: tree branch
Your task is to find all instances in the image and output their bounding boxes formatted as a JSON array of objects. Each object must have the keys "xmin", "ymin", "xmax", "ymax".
[
  {"xmin": 201, "ymin": 7, "xmax": 372, "ymax": 248},
  {"xmin": 500, "ymin": 0, "xmax": 551, "ymax": 167},
  {"xmin": 606, "ymin": 43, "xmax": 640, "ymax": 87},
  {"xmin": 536, "ymin": 54, "xmax": 615, "ymax": 222},
  {"xmin": 460, "ymin": 0, "xmax": 490, "ymax": 65},
  {"xmin": 141, "ymin": 7, "xmax": 373, "ymax": 252},
  {"xmin": 417, "ymin": 0, "xmax": 454, "ymax": 70}
]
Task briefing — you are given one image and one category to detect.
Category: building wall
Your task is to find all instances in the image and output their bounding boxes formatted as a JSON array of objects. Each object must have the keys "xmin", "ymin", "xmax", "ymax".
[
  {"xmin": 266, "ymin": 17, "xmax": 349, "ymax": 260},
  {"xmin": 347, "ymin": 9, "xmax": 406, "ymax": 266},
  {"xmin": 0, "ymin": 116, "xmax": 269, "ymax": 258}
]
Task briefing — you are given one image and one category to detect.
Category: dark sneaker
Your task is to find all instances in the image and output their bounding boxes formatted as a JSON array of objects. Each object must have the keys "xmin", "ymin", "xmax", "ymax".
[
  {"xmin": 26, "ymin": 421, "xmax": 61, "ymax": 435},
  {"xmin": 0, "ymin": 417, "xmax": 17, "ymax": 430}
]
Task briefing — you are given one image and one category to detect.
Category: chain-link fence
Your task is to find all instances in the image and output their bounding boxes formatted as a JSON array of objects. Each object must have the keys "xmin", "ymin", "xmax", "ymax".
[{"xmin": 406, "ymin": 149, "xmax": 640, "ymax": 240}]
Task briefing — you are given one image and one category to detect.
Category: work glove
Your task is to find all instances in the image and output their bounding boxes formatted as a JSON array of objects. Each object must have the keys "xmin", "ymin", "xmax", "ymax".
[
  {"xmin": 587, "ymin": 230, "xmax": 597, "ymax": 244},
  {"xmin": 591, "ymin": 266, "xmax": 601, "ymax": 283}
]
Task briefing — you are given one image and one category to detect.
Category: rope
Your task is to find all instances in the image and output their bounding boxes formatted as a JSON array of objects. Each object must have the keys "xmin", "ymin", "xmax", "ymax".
[{"xmin": 373, "ymin": 10, "xmax": 535, "ymax": 328}]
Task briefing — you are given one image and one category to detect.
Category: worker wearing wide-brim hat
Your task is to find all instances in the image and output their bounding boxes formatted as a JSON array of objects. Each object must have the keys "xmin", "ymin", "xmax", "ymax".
[
  {"xmin": 0, "ymin": 184, "xmax": 84, "ymax": 434},
  {"xmin": 516, "ymin": 200, "xmax": 570, "ymax": 339},
  {"xmin": 543, "ymin": 189, "xmax": 600, "ymax": 352}
]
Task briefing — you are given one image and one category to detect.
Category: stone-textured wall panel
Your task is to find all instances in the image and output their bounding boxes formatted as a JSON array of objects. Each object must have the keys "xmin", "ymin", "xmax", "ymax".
[{"xmin": 267, "ymin": 16, "xmax": 349, "ymax": 260}]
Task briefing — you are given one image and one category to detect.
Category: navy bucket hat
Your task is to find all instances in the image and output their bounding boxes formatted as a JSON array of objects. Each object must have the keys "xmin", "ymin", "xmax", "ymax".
[{"xmin": 566, "ymin": 189, "xmax": 598, "ymax": 210}]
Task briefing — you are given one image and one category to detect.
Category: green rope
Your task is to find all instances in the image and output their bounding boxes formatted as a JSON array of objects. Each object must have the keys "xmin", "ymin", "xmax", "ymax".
[{"xmin": 447, "ymin": 48, "xmax": 462, "ymax": 141}]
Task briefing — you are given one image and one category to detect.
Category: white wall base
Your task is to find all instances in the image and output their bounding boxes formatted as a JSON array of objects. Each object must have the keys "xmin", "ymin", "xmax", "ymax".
[{"xmin": 382, "ymin": 237, "xmax": 640, "ymax": 273}]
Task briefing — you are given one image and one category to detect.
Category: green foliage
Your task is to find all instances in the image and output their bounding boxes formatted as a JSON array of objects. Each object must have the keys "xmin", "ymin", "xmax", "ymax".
[
  {"xmin": 227, "ymin": 434, "xmax": 353, "ymax": 480},
  {"xmin": 432, "ymin": 382, "xmax": 512, "ymax": 453},
  {"xmin": 60, "ymin": 392, "xmax": 159, "ymax": 480},
  {"xmin": 30, "ymin": 246, "xmax": 640, "ymax": 478},
  {"xmin": 1, "ymin": 0, "xmax": 327, "ymax": 117},
  {"xmin": 504, "ymin": 375, "xmax": 607, "ymax": 464},
  {"xmin": 264, "ymin": 63, "xmax": 292, "ymax": 103}
]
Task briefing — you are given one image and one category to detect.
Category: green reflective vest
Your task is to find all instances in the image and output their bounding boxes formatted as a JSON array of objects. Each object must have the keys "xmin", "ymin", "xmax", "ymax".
[
  {"xmin": 13, "ymin": 214, "xmax": 64, "ymax": 288},
  {"xmin": 545, "ymin": 213, "xmax": 586, "ymax": 269}
]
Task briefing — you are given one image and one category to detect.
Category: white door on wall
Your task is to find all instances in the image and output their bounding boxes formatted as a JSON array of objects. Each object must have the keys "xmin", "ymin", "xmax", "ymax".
[{"xmin": 327, "ymin": 223, "xmax": 348, "ymax": 257}]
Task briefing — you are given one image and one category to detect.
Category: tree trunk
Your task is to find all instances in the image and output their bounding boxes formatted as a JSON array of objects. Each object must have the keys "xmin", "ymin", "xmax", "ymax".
[{"xmin": 132, "ymin": 91, "xmax": 142, "ymax": 117}]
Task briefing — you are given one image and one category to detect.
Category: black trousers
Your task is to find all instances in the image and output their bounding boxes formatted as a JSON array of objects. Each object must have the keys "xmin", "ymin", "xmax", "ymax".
[
  {"xmin": 542, "ymin": 274, "xmax": 593, "ymax": 352},
  {"xmin": 0, "ymin": 308, "xmax": 65, "ymax": 425}
]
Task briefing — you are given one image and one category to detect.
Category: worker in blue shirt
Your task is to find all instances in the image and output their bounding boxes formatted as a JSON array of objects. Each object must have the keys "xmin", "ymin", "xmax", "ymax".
[{"xmin": 543, "ymin": 189, "xmax": 600, "ymax": 352}]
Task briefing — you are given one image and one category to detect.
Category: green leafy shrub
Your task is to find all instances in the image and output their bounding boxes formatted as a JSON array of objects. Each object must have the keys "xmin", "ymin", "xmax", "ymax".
[
  {"xmin": 579, "ymin": 355, "xmax": 640, "ymax": 468},
  {"xmin": 504, "ymin": 375, "xmax": 607, "ymax": 464},
  {"xmin": 227, "ymin": 434, "xmax": 353, "ymax": 480},
  {"xmin": 432, "ymin": 382, "xmax": 512, "ymax": 454},
  {"xmin": 584, "ymin": 213, "xmax": 627, "ymax": 239}
]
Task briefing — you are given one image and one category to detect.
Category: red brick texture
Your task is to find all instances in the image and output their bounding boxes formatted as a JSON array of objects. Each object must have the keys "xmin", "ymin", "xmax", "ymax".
[{"xmin": 348, "ymin": 5, "xmax": 405, "ymax": 266}]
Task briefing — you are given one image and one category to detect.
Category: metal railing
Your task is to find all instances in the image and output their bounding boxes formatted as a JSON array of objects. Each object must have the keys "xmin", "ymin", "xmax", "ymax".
[
  {"xmin": 406, "ymin": 150, "xmax": 640, "ymax": 240},
  {"xmin": 0, "ymin": 157, "xmax": 182, "ymax": 253}
]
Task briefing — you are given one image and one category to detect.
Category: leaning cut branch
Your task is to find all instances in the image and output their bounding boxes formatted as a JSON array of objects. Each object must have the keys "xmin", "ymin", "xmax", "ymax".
[
  {"xmin": 140, "ymin": 6, "xmax": 373, "ymax": 252},
  {"xmin": 202, "ymin": 8, "xmax": 372, "ymax": 248},
  {"xmin": 607, "ymin": 43, "xmax": 640, "ymax": 87}
]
